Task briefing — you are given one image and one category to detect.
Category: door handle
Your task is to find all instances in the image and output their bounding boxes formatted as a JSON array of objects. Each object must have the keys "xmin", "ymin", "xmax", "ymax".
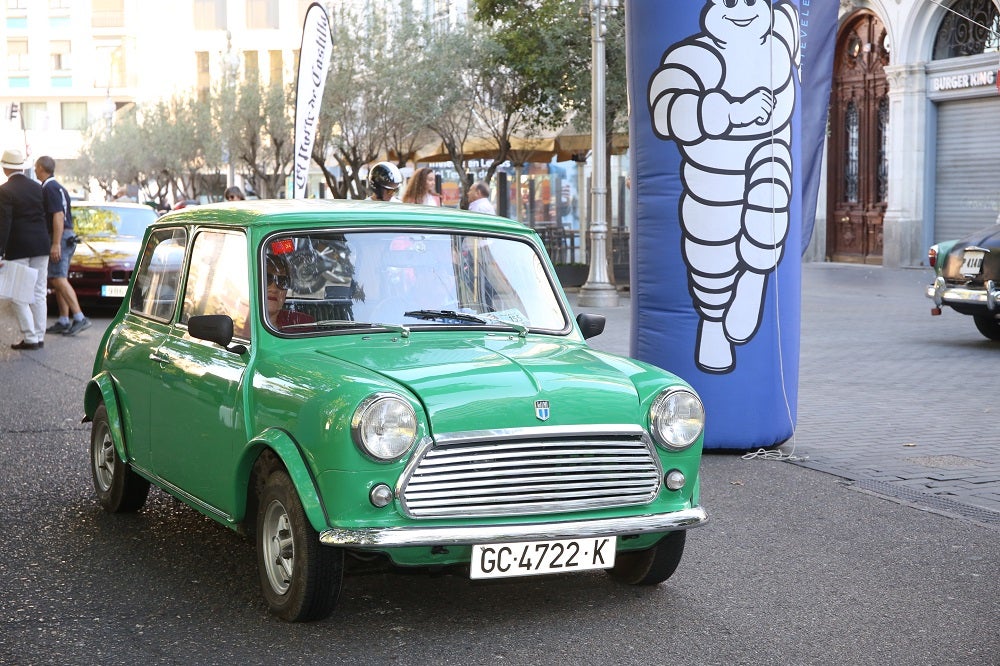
[{"xmin": 149, "ymin": 352, "xmax": 169, "ymax": 363}]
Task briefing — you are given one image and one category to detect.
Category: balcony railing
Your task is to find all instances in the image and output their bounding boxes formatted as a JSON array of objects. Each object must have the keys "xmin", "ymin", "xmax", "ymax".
[{"xmin": 91, "ymin": 10, "xmax": 124, "ymax": 28}]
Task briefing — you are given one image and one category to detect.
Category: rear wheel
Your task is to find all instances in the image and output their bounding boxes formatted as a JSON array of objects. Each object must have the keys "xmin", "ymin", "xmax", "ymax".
[
  {"xmin": 256, "ymin": 469, "xmax": 343, "ymax": 622},
  {"xmin": 973, "ymin": 314, "xmax": 1000, "ymax": 341},
  {"xmin": 607, "ymin": 531, "xmax": 686, "ymax": 586},
  {"xmin": 90, "ymin": 404, "xmax": 149, "ymax": 512}
]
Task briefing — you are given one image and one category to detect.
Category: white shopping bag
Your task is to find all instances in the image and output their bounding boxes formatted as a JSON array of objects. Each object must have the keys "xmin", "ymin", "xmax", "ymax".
[{"xmin": 0, "ymin": 261, "xmax": 38, "ymax": 304}]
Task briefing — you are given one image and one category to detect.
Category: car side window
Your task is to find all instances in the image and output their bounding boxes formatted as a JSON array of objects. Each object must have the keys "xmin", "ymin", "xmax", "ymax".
[
  {"xmin": 130, "ymin": 228, "xmax": 188, "ymax": 321},
  {"xmin": 180, "ymin": 230, "xmax": 250, "ymax": 339}
]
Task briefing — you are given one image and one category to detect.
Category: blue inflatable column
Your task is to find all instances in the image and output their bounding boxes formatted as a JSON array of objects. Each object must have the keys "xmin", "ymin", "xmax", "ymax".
[{"xmin": 626, "ymin": 0, "xmax": 836, "ymax": 449}]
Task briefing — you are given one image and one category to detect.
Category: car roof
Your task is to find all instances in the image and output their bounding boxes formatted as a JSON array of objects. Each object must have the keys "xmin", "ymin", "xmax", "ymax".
[{"xmin": 146, "ymin": 198, "xmax": 532, "ymax": 236}]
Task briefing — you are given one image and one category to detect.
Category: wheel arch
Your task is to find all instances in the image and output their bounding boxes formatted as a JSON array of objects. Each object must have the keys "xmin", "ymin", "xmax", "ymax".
[
  {"xmin": 84, "ymin": 373, "xmax": 128, "ymax": 463},
  {"xmin": 238, "ymin": 428, "xmax": 330, "ymax": 535}
]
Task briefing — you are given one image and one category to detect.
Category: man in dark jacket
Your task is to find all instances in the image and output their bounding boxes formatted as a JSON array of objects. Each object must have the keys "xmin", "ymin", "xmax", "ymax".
[{"xmin": 0, "ymin": 148, "xmax": 50, "ymax": 350}]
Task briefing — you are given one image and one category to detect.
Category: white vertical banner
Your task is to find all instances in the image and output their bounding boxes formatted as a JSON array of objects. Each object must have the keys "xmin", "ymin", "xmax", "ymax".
[{"xmin": 293, "ymin": 2, "xmax": 332, "ymax": 199}]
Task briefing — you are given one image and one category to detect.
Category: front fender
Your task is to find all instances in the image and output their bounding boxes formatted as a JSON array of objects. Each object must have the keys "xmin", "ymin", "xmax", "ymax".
[
  {"xmin": 243, "ymin": 428, "xmax": 329, "ymax": 534},
  {"xmin": 84, "ymin": 373, "xmax": 128, "ymax": 463}
]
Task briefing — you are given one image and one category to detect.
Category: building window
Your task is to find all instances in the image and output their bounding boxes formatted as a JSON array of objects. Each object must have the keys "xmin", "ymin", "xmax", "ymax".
[
  {"xmin": 269, "ymin": 50, "xmax": 282, "ymax": 86},
  {"xmin": 246, "ymin": 0, "xmax": 278, "ymax": 29},
  {"xmin": 933, "ymin": 0, "xmax": 1000, "ymax": 59},
  {"xmin": 51, "ymin": 40, "xmax": 72, "ymax": 71},
  {"xmin": 49, "ymin": 0, "xmax": 73, "ymax": 9},
  {"xmin": 876, "ymin": 96, "xmax": 889, "ymax": 203},
  {"xmin": 8, "ymin": 0, "xmax": 29, "ymax": 11},
  {"xmin": 20, "ymin": 102, "xmax": 48, "ymax": 130},
  {"xmin": 92, "ymin": 0, "xmax": 124, "ymax": 28},
  {"xmin": 95, "ymin": 41, "xmax": 126, "ymax": 89},
  {"xmin": 193, "ymin": 0, "xmax": 226, "ymax": 30},
  {"xmin": 61, "ymin": 101, "xmax": 88, "ymax": 130},
  {"xmin": 244, "ymin": 51, "xmax": 259, "ymax": 81},
  {"xmin": 844, "ymin": 101, "xmax": 859, "ymax": 204},
  {"xmin": 6, "ymin": 39, "xmax": 29, "ymax": 72}
]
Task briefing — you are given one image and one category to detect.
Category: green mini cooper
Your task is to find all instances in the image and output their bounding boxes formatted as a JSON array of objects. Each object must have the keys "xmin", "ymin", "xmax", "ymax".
[{"xmin": 86, "ymin": 199, "xmax": 707, "ymax": 621}]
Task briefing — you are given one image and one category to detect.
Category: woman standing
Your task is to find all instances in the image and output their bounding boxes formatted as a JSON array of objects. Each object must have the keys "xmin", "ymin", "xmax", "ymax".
[{"xmin": 402, "ymin": 167, "xmax": 441, "ymax": 206}]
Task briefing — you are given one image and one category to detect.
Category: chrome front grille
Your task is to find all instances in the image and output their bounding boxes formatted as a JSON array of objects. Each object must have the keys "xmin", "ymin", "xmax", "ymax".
[{"xmin": 398, "ymin": 426, "xmax": 662, "ymax": 519}]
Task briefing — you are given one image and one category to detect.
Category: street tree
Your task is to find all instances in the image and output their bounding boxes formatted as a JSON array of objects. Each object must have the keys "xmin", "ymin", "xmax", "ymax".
[
  {"xmin": 312, "ymin": 4, "xmax": 389, "ymax": 199},
  {"xmin": 420, "ymin": 22, "xmax": 484, "ymax": 208},
  {"xmin": 226, "ymin": 76, "xmax": 294, "ymax": 199},
  {"xmin": 381, "ymin": 14, "xmax": 439, "ymax": 170}
]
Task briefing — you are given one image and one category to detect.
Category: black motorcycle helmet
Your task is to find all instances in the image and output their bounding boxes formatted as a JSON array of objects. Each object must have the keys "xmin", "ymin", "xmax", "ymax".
[{"xmin": 368, "ymin": 162, "xmax": 403, "ymax": 200}]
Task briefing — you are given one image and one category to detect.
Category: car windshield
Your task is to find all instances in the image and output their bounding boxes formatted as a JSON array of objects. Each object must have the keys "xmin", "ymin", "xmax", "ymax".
[
  {"xmin": 261, "ymin": 230, "xmax": 567, "ymax": 334},
  {"xmin": 73, "ymin": 206, "xmax": 158, "ymax": 239}
]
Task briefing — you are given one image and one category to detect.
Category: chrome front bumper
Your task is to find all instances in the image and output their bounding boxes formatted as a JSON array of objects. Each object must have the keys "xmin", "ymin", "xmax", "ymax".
[
  {"xmin": 927, "ymin": 277, "xmax": 1000, "ymax": 310},
  {"xmin": 318, "ymin": 506, "xmax": 708, "ymax": 548}
]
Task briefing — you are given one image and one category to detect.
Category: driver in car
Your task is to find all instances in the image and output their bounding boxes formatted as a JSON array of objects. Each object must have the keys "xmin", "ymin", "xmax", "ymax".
[{"xmin": 265, "ymin": 254, "xmax": 315, "ymax": 330}]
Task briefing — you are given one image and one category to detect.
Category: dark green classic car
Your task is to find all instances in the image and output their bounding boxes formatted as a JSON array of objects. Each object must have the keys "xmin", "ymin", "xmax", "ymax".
[{"xmin": 85, "ymin": 199, "xmax": 707, "ymax": 621}]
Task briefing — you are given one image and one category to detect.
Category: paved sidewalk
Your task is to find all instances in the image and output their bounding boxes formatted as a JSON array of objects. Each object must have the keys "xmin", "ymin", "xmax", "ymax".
[{"xmin": 570, "ymin": 262, "xmax": 1000, "ymax": 528}]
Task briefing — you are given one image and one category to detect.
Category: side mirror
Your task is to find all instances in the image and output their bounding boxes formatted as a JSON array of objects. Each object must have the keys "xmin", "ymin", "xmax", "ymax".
[
  {"xmin": 576, "ymin": 312, "xmax": 606, "ymax": 340},
  {"xmin": 188, "ymin": 314, "xmax": 235, "ymax": 347}
]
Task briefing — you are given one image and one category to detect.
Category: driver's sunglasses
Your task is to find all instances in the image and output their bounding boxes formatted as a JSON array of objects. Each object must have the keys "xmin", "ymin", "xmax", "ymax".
[{"xmin": 267, "ymin": 272, "xmax": 291, "ymax": 289}]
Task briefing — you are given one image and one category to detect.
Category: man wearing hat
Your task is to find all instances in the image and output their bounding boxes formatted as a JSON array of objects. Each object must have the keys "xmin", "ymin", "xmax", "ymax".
[{"xmin": 0, "ymin": 148, "xmax": 50, "ymax": 350}]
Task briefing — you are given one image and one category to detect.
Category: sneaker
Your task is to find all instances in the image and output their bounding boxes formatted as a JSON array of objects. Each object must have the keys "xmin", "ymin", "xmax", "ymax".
[
  {"xmin": 64, "ymin": 317, "xmax": 92, "ymax": 336},
  {"xmin": 47, "ymin": 321, "xmax": 71, "ymax": 334}
]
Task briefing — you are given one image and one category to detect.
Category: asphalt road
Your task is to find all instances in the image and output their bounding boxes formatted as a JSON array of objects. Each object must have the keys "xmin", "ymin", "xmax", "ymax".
[{"xmin": 1, "ymin": 272, "xmax": 998, "ymax": 665}]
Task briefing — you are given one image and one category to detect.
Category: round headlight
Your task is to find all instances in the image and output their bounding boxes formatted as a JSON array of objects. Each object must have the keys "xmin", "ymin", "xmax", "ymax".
[
  {"xmin": 351, "ymin": 394, "xmax": 417, "ymax": 461},
  {"xmin": 649, "ymin": 389, "xmax": 704, "ymax": 450}
]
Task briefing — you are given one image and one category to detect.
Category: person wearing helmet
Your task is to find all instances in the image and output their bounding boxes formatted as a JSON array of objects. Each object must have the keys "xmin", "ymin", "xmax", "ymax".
[{"xmin": 367, "ymin": 162, "xmax": 403, "ymax": 202}]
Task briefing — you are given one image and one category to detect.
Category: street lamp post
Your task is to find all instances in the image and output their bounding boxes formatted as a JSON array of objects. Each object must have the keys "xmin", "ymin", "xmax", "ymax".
[{"xmin": 578, "ymin": 0, "xmax": 619, "ymax": 307}]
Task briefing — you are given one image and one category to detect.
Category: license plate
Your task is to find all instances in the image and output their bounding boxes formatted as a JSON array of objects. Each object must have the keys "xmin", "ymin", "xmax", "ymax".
[
  {"xmin": 960, "ymin": 251, "xmax": 984, "ymax": 276},
  {"xmin": 470, "ymin": 537, "xmax": 616, "ymax": 579},
  {"xmin": 101, "ymin": 285, "xmax": 128, "ymax": 297}
]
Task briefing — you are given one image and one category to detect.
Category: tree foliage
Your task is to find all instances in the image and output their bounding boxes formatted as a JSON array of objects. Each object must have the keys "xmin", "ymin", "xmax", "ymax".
[{"xmin": 74, "ymin": 1, "xmax": 627, "ymax": 203}]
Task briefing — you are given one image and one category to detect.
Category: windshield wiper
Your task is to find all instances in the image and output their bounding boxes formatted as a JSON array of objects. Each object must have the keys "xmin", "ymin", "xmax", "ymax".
[
  {"xmin": 403, "ymin": 309, "xmax": 487, "ymax": 324},
  {"xmin": 284, "ymin": 319, "xmax": 410, "ymax": 337}
]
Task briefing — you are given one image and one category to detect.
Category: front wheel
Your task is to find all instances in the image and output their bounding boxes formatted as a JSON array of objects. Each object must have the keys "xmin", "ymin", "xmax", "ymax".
[
  {"xmin": 973, "ymin": 314, "xmax": 1000, "ymax": 341},
  {"xmin": 256, "ymin": 470, "xmax": 344, "ymax": 622},
  {"xmin": 90, "ymin": 404, "xmax": 149, "ymax": 513},
  {"xmin": 607, "ymin": 530, "xmax": 686, "ymax": 586}
]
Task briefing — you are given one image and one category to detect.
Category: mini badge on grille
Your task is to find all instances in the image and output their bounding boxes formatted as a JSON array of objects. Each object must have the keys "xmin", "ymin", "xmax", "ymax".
[{"xmin": 534, "ymin": 400, "xmax": 550, "ymax": 421}]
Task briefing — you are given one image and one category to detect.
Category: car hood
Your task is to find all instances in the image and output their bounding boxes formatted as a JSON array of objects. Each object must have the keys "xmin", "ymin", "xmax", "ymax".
[
  {"xmin": 71, "ymin": 237, "xmax": 142, "ymax": 269},
  {"xmin": 318, "ymin": 336, "xmax": 658, "ymax": 433}
]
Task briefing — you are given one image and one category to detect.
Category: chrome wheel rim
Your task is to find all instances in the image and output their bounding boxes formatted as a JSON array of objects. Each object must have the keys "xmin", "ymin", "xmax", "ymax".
[
  {"xmin": 93, "ymin": 424, "xmax": 115, "ymax": 492},
  {"xmin": 262, "ymin": 499, "xmax": 294, "ymax": 595}
]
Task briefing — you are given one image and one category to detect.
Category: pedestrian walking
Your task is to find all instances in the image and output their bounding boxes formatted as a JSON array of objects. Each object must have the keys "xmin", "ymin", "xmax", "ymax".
[
  {"xmin": 0, "ymin": 148, "xmax": 50, "ymax": 350},
  {"xmin": 466, "ymin": 181, "xmax": 496, "ymax": 215},
  {"xmin": 35, "ymin": 156, "xmax": 91, "ymax": 337},
  {"xmin": 402, "ymin": 167, "xmax": 441, "ymax": 206}
]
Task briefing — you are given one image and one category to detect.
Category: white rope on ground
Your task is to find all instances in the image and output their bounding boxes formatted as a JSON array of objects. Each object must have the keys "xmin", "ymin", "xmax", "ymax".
[{"xmin": 744, "ymin": 4, "xmax": 806, "ymax": 466}]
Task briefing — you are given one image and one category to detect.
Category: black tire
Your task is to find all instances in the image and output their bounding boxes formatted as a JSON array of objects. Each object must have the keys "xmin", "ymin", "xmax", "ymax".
[
  {"xmin": 607, "ymin": 530, "xmax": 686, "ymax": 586},
  {"xmin": 90, "ymin": 403, "xmax": 150, "ymax": 513},
  {"xmin": 256, "ymin": 469, "xmax": 343, "ymax": 622},
  {"xmin": 973, "ymin": 314, "xmax": 1000, "ymax": 341}
]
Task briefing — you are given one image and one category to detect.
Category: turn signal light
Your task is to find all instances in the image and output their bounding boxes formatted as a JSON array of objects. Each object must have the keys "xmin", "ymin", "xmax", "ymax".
[{"xmin": 928, "ymin": 246, "xmax": 938, "ymax": 268}]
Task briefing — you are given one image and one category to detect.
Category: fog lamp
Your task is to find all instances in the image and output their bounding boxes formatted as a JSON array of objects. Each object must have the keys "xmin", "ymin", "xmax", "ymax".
[
  {"xmin": 370, "ymin": 483, "xmax": 393, "ymax": 508},
  {"xmin": 665, "ymin": 469, "xmax": 686, "ymax": 491}
]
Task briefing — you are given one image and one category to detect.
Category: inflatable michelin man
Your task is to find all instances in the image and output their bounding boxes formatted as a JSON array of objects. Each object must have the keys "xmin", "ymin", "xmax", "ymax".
[{"xmin": 647, "ymin": 0, "xmax": 800, "ymax": 374}]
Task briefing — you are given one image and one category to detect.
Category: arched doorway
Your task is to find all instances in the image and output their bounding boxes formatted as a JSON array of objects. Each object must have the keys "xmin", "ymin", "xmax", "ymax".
[{"xmin": 827, "ymin": 12, "xmax": 891, "ymax": 263}]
